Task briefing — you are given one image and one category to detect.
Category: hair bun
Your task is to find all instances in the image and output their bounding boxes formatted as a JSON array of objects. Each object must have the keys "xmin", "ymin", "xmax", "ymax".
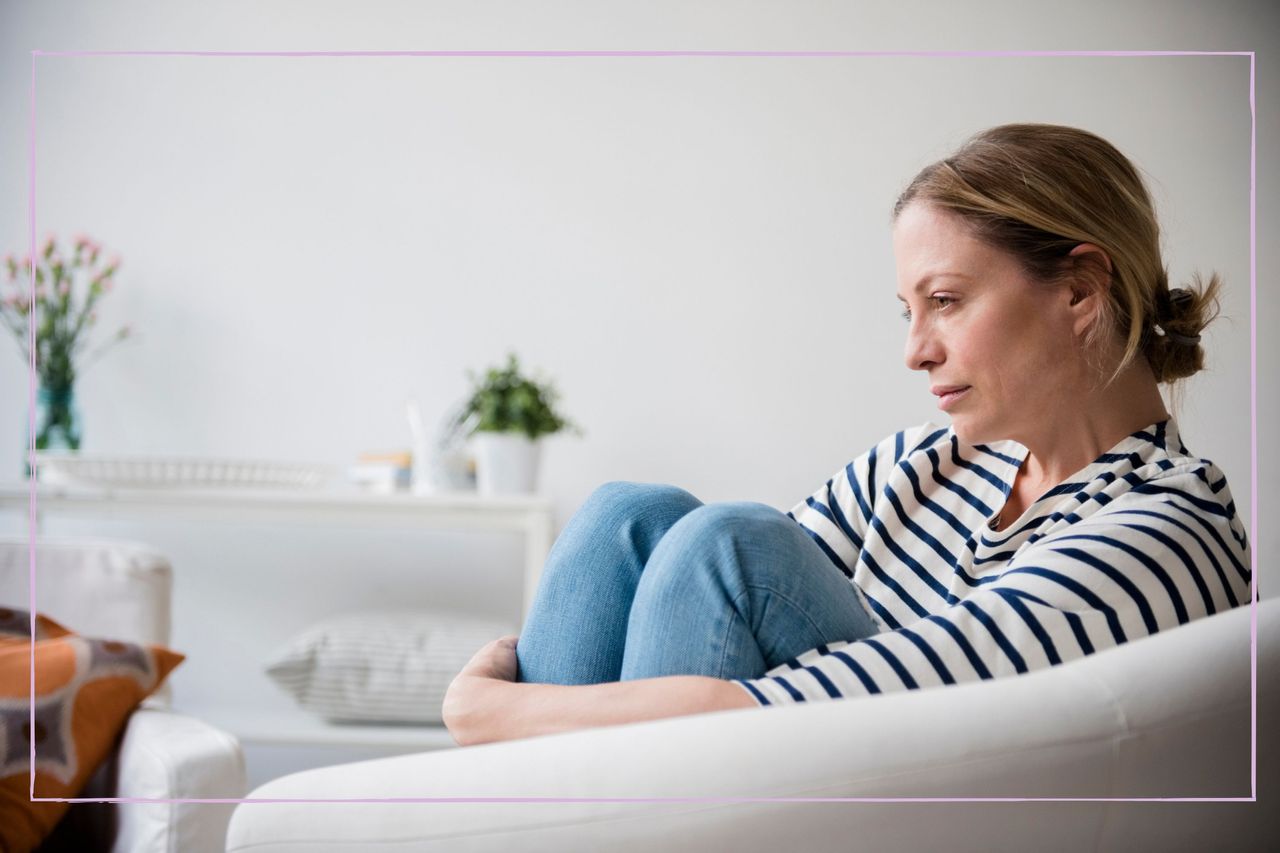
[
  {"xmin": 1158, "ymin": 286, "xmax": 1193, "ymax": 318},
  {"xmin": 1152, "ymin": 326, "xmax": 1201, "ymax": 346},
  {"xmin": 1154, "ymin": 287, "xmax": 1201, "ymax": 345}
]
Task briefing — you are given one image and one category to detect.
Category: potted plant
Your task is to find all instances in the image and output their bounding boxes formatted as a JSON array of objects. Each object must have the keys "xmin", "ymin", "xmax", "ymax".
[{"xmin": 450, "ymin": 352, "xmax": 581, "ymax": 495}]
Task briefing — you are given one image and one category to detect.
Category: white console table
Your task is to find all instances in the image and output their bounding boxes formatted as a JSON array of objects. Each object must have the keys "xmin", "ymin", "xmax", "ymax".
[
  {"xmin": 1, "ymin": 481, "xmax": 558, "ymax": 759},
  {"xmin": 0, "ymin": 482, "xmax": 556, "ymax": 619}
]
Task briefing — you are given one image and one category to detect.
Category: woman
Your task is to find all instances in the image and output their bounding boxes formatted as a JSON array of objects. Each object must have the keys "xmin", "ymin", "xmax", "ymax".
[{"xmin": 442, "ymin": 123, "xmax": 1252, "ymax": 746}]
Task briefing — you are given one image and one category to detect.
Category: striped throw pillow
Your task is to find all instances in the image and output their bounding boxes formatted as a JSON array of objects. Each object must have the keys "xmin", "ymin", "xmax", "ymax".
[{"xmin": 263, "ymin": 611, "xmax": 514, "ymax": 724}]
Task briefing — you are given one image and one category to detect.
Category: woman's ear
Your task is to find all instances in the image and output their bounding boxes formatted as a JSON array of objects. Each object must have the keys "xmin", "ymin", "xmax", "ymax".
[{"xmin": 1066, "ymin": 243, "xmax": 1113, "ymax": 336}]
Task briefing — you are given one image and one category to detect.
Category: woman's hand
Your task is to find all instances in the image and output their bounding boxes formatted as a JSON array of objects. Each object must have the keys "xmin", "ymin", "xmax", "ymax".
[
  {"xmin": 458, "ymin": 634, "xmax": 520, "ymax": 682},
  {"xmin": 442, "ymin": 635, "xmax": 758, "ymax": 747},
  {"xmin": 442, "ymin": 635, "xmax": 520, "ymax": 745}
]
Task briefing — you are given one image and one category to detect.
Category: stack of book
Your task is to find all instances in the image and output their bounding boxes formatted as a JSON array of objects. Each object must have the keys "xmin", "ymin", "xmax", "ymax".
[{"xmin": 347, "ymin": 451, "xmax": 412, "ymax": 493}]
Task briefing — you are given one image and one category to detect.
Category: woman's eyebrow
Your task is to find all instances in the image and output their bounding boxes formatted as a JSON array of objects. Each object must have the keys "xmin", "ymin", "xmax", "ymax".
[{"xmin": 896, "ymin": 272, "xmax": 970, "ymax": 302}]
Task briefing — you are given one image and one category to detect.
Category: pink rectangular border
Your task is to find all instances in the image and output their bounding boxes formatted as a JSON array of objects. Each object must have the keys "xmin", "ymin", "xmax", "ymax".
[{"xmin": 24, "ymin": 48, "xmax": 1258, "ymax": 805}]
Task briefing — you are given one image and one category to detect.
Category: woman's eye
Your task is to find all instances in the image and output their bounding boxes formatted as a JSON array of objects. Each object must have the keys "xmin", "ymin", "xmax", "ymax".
[{"xmin": 900, "ymin": 296, "xmax": 955, "ymax": 322}]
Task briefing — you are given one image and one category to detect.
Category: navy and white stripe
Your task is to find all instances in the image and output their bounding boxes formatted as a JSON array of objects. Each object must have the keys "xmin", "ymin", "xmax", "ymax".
[{"xmin": 737, "ymin": 416, "xmax": 1252, "ymax": 706}]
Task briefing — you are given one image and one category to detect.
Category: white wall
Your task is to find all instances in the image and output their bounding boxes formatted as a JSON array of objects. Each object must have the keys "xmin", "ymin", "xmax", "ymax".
[{"xmin": 0, "ymin": 0, "xmax": 1274, "ymax": 787}]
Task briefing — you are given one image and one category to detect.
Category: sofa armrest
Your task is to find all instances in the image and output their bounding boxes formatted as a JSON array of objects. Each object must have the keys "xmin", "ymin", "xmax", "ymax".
[
  {"xmin": 226, "ymin": 599, "xmax": 1276, "ymax": 852},
  {"xmin": 111, "ymin": 708, "xmax": 247, "ymax": 853}
]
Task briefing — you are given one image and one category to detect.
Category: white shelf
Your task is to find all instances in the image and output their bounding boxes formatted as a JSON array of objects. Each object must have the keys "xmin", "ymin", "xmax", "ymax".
[
  {"xmin": 2, "ymin": 481, "xmax": 553, "ymax": 754},
  {"xmin": 0, "ymin": 480, "xmax": 556, "ymax": 619},
  {"xmin": 192, "ymin": 705, "xmax": 458, "ymax": 751},
  {"xmin": 0, "ymin": 481, "xmax": 553, "ymax": 516}
]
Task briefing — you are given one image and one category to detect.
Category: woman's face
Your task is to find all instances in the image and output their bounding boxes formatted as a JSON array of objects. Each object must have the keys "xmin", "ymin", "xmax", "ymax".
[{"xmin": 892, "ymin": 202, "xmax": 1084, "ymax": 446}]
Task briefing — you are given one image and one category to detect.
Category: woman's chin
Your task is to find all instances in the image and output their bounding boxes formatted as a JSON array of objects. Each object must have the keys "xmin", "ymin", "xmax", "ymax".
[{"xmin": 949, "ymin": 414, "xmax": 995, "ymax": 446}]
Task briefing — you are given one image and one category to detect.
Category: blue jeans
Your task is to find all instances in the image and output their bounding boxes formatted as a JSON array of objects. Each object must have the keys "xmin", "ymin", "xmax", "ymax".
[{"xmin": 515, "ymin": 481, "xmax": 881, "ymax": 685}]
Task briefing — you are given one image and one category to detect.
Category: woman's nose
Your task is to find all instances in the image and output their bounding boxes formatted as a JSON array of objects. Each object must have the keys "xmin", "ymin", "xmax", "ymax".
[{"xmin": 904, "ymin": 320, "xmax": 943, "ymax": 372}]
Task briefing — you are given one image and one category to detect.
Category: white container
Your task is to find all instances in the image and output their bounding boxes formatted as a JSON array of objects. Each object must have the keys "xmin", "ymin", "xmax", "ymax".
[
  {"xmin": 425, "ymin": 444, "xmax": 476, "ymax": 493},
  {"xmin": 471, "ymin": 432, "xmax": 542, "ymax": 495}
]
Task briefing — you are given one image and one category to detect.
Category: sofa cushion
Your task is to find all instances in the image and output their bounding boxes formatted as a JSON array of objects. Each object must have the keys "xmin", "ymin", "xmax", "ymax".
[
  {"xmin": 263, "ymin": 610, "xmax": 512, "ymax": 724},
  {"xmin": 0, "ymin": 607, "xmax": 183, "ymax": 853},
  {"xmin": 0, "ymin": 536, "xmax": 175, "ymax": 711},
  {"xmin": 0, "ymin": 537, "xmax": 173, "ymax": 648}
]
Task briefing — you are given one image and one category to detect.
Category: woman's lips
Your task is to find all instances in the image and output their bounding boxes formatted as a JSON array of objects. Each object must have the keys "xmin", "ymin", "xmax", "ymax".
[{"xmin": 937, "ymin": 386, "xmax": 971, "ymax": 411}]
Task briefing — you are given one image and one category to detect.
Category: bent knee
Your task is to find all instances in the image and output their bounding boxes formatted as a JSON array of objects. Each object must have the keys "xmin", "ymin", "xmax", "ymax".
[
  {"xmin": 675, "ymin": 501, "xmax": 791, "ymax": 538},
  {"xmin": 639, "ymin": 502, "xmax": 797, "ymax": 592},
  {"xmin": 704, "ymin": 501, "xmax": 786, "ymax": 522},
  {"xmin": 583, "ymin": 480, "xmax": 701, "ymax": 515}
]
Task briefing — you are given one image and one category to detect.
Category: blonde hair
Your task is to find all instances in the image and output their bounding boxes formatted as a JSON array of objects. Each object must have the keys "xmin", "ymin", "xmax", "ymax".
[{"xmin": 892, "ymin": 123, "xmax": 1221, "ymax": 414}]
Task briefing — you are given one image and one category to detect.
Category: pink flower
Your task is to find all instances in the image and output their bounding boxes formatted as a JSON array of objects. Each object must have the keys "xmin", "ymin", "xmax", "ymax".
[
  {"xmin": 41, "ymin": 234, "xmax": 56, "ymax": 256},
  {"xmin": 101, "ymin": 278, "xmax": 114, "ymax": 294},
  {"xmin": 58, "ymin": 280, "xmax": 70, "ymax": 296}
]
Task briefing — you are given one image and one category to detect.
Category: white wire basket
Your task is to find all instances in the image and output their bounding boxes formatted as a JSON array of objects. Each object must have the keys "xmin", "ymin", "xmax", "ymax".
[{"xmin": 33, "ymin": 453, "xmax": 334, "ymax": 490}]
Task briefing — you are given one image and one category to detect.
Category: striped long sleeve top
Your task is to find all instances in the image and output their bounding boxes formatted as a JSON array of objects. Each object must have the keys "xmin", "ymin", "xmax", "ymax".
[{"xmin": 733, "ymin": 416, "xmax": 1253, "ymax": 706}]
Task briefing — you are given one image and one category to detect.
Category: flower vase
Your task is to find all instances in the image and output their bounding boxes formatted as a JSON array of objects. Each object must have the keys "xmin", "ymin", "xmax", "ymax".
[{"xmin": 26, "ymin": 384, "xmax": 82, "ymax": 477}]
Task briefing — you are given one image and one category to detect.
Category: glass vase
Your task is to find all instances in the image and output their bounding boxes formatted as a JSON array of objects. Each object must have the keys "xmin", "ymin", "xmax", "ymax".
[{"xmin": 25, "ymin": 384, "xmax": 82, "ymax": 477}]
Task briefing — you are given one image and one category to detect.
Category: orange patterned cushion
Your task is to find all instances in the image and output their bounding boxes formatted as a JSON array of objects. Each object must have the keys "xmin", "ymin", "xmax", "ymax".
[{"xmin": 0, "ymin": 606, "xmax": 184, "ymax": 853}]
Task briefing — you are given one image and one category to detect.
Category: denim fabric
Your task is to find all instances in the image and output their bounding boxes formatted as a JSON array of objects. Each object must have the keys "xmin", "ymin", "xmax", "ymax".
[{"xmin": 515, "ymin": 481, "xmax": 880, "ymax": 685}]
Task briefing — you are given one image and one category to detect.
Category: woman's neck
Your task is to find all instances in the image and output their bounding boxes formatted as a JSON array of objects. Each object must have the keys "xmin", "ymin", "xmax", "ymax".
[{"xmin": 1014, "ymin": 358, "xmax": 1169, "ymax": 500}]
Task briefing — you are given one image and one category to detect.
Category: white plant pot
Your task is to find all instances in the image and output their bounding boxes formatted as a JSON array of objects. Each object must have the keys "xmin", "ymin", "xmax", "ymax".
[{"xmin": 471, "ymin": 432, "xmax": 542, "ymax": 495}]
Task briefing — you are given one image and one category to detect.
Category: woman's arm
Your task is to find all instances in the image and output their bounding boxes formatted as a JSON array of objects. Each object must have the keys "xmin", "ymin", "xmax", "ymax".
[{"xmin": 442, "ymin": 636, "xmax": 759, "ymax": 746}]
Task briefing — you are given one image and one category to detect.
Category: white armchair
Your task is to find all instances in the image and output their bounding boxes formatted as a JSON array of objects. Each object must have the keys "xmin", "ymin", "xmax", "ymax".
[
  {"xmin": 226, "ymin": 596, "xmax": 1277, "ymax": 851},
  {"xmin": 0, "ymin": 536, "xmax": 247, "ymax": 852}
]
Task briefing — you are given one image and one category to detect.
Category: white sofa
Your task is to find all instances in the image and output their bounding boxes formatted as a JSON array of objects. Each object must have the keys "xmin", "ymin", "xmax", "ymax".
[
  {"xmin": 226, "ymin": 595, "xmax": 1277, "ymax": 851},
  {"xmin": 0, "ymin": 536, "xmax": 247, "ymax": 853}
]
